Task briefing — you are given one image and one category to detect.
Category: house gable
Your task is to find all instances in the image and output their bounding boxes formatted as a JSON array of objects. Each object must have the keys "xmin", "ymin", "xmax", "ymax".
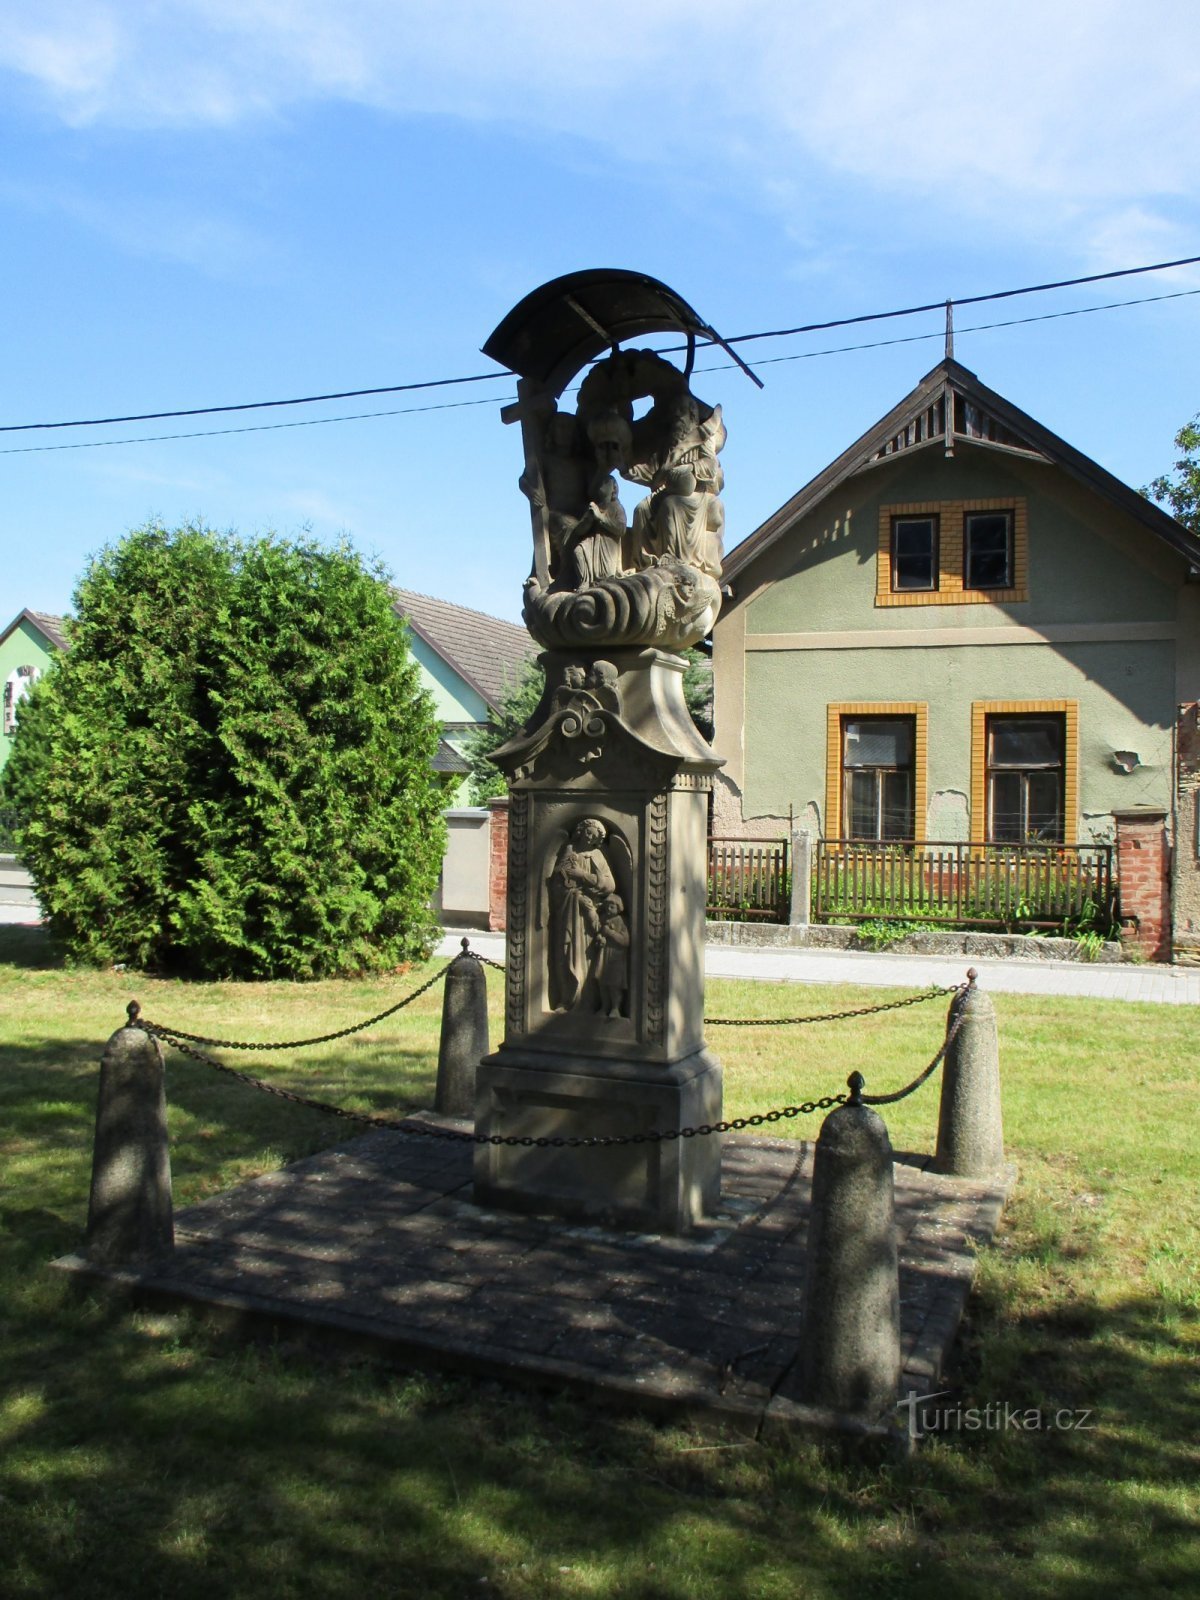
[{"xmin": 711, "ymin": 362, "xmax": 1197, "ymax": 848}]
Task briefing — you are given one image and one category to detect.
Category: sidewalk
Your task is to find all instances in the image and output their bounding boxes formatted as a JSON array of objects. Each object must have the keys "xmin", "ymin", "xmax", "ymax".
[{"xmin": 437, "ymin": 929, "xmax": 1200, "ymax": 1005}]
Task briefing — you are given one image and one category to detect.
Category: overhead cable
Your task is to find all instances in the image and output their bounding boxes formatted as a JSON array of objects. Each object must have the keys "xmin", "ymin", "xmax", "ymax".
[
  {"xmin": 1, "ymin": 251, "xmax": 1198, "ymax": 438},
  {"xmin": 3, "ymin": 286, "xmax": 1197, "ymax": 456}
]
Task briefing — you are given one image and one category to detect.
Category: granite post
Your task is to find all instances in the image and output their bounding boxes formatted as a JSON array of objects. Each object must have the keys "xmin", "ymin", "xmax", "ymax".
[
  {"xmin": 934, "ymin": 975, "xmax": 1005, "ymax": 1178},
  {"xmin": 436, "ymin": 941, "xmax": 489, "ymax": 1117},
  {"xmin": 798, "ymin": 1075, "xmax": 900, "ymax": 1418},
  {"xmin": 86, "ymin": 1005, "xmax": 174, "ymax": 1266}
]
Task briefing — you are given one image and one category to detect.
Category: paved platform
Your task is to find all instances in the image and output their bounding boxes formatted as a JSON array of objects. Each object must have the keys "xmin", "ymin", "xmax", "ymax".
[
  {"xmin": 54, "ymin": 1126, "xmax": 1013, "ymax": 1446},
  {"xmin": 438, "ymin": 930, "xmax": 1200, "ymax": 1005}
]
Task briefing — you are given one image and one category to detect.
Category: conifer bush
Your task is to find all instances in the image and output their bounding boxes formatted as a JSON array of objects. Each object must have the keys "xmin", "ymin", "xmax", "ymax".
[{"xmin": 4, "ymin": 522, "xmax": 446, "ymax": 978}]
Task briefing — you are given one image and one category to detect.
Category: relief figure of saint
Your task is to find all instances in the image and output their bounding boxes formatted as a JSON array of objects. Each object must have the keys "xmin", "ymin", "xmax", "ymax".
[{"xmin": 542, "ymin": 817, "xmax": 633, "ymax": 1014}]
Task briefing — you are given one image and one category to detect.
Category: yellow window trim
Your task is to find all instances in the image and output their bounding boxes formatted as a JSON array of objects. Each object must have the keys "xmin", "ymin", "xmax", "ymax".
[
  {"xmin": 877, "ymin": 498, "xmax": 1029, "ymax": 607},
  {"xmin": 969, "ymin": 699, "xmax": 1078, "ymax": 845},
  {"xmin": 825, "ymin": 702, "xmax": 928, "ymax": 842}
]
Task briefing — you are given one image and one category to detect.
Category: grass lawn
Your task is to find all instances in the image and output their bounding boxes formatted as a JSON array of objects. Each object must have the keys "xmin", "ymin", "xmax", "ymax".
[{"xmin": 1, "ymin": 923, "xmax": 1198, "ymax": 1599}]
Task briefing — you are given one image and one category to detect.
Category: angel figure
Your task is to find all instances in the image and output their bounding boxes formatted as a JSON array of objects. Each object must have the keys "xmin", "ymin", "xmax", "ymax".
[
  {"xmin": 541, "ymin": 817, "xmax": 633, "ymax": 1012},
  {"xmin": 627, "ymin": 391, "xmax": 726, "ymax": 579}
]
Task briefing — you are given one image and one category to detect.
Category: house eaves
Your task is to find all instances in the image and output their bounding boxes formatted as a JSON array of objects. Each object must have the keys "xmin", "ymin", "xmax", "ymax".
[
  {"xmin": 723, "ymin": 358, "xmax": 1200, "ymax": 589},
  {"xmin": 0, "ymin": 609, "xmax": 69, "ymax": 653}
]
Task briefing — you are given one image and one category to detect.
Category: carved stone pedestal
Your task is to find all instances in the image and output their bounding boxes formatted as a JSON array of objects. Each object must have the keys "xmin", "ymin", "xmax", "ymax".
[
  {"xmin": 474, "ymin": 1048, "xmax": 722, "ymax": 1232},
  {"xmin": 473, "ymin": 647, "xmax": 723, "ymax": 1233}
]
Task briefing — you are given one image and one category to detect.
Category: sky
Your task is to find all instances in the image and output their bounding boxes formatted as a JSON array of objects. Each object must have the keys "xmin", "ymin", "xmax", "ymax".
[{"xmin": 2, "ymin": 0, "xmax": 1200, "ymax": 626}]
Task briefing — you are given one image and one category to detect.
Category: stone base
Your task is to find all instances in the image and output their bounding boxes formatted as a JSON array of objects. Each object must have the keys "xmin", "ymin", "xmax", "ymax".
[{"xmin": 473, "ymin": 1047, "xmax": 722, "ymax": 1233}]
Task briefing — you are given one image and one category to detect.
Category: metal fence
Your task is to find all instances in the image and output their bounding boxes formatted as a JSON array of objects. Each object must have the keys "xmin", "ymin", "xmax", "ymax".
[
  {"xmin": 813, "ymin": 838, "xmax": 1117, "ymax": 932},
  {"xmin": 706, "ymin": 835, "xmax": 791, "ymax": 922}
]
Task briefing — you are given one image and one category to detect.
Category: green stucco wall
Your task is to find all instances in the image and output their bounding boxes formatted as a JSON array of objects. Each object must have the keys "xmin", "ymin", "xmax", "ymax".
[
  {"xmin": 746, "ymin": 453, "xmax": 1179, "ymax": 637},
  {"xmin": 720, "ymin": 449, "xmax": 1189, "ymax": 843},
  {"xmin": 0, "ymin": 620, "xmax": 61, "ymax": 777},
  {"xmin": 405, "ymin": 633, "xmax": 490, "ymax": 723}
]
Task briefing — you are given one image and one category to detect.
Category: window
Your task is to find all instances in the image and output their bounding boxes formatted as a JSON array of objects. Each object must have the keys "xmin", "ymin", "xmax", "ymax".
[
  {"xmin": 986, "ymin": 714, "xmax": 1065, "ymax": 842},
  {"xmin": 877, "ymin": 499, "xmax": 1028, "ymax": 606},
  {"xmin": 890, "ymin": 515, "xmax": 938, "ymax": 591},
  {"xmin": 842, "ymin": 716, "xmax": 915, "ymax": 840},
  {"xmin": 965, "ymin": 510, "xmax": 1013, "ymax": 589},
  {"xmin": 3, "ymin": 666, "xmax": 37, "ymax": 737}
]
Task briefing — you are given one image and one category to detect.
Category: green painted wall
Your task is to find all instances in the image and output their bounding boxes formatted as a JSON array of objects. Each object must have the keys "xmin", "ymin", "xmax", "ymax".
[
  {"xmin": 403, "ymin": 632, "xmax": 488, "ymax": 808},
  {"xmin": 742, "ymin": 639, "xmax": 1174, "ymax": 842},
  {"xmin": 405, "ymin": 633, "xmax": 489, "ymax": 723},
  {"xmin": 0, "ymin": 619, "xmax": 61, "ymax": 777},
  {"xmin": 745, "ymin": 453, "xmax": 1179, "ymax": 637},
  {"xmin": 724, "ymin": 448, "xmax": 1188, "ymax": 842}
]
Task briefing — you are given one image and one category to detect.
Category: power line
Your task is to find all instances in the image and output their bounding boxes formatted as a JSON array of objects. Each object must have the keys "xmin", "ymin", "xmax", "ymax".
[
  {"xmin": 0, "ymin": 394, "xmax": 509, "ymax": 456},
  {"xmin": 2, "ymin": 284, "xmax": 1196, "ymax": 456},
  {"xmin": 2, "ymin": 251, "xmax": 1198, "ymax": 438},
  {"xmin": 0, "ymin": 370, "xmax": 509, "ymax": 435},
  {"xmin": 717, "ymin": 251, "xmax": 1200, "ymax": 349},
  {"xmin": 691, "ymin": 286, "xmax": 1200, "ymax": 375}
]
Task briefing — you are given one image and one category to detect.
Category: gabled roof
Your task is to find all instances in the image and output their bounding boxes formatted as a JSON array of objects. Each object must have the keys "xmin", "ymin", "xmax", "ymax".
[
  {"xmin": 391, "ymin": 588, "xmax": 535, "ymax": 713},
  {"xmin": 724, "ymin": 358, "xmax": 1200, "ymax": 586},
  {"xmin": 0, "ymin": 609, "xmax": 69, "ymax": 652},
  {"xmin": 432, "ymin": 738, "xmax": 471, "ymax": 775}
]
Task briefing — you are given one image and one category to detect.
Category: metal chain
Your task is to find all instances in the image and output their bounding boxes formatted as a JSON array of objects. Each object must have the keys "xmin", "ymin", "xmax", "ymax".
[
  {"xmin": 132, "ymin": 959, "xmax": 455, "ymax": 1052},
  {"xmin": 137, "ymin": 1020, "xmax": 847, "ymax": 1145},
  {"xmin": 135, "ymin": 979, "xmax": 971, "ymax": 1146},
  {"xmin": 705, "ymin": 983, "xmax": 955, "ymax": 1027},
  {"xmin": 858, "ymin": 982, "xmax": 971, "ymax": 1104}
]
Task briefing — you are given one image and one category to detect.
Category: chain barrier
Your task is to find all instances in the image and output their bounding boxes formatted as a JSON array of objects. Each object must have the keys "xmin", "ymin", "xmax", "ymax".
[
  {"xmin": 135, "ymin": 939, "xmax": 959, "ymax": 1054},
  {"xmin": 130, "ymin": 975, "xmax": 972, "ymax": 1148},
  {"xmin": 135, "ymin": 959, "xmax": 456, "ymax": 1052},
  {"xmin": 705, "ymin": 983, "xmax": 954, "ymax": 1028}
]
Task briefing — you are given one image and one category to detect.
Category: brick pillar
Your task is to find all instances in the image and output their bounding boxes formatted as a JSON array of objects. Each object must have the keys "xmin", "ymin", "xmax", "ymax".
[
  {"xmin": 1114, "ymin": 808, "xmax": 1170, "ymax": 963},
  {"xmin": 487, "ymin": 796, "xmax": 510, "ymax": 932}
]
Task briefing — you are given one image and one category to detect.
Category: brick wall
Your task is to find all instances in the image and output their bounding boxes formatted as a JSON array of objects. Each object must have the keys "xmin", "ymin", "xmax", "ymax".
[
  {"xmin": 487, "ymin": 796, "xmax": 509, "ymax": 932},
  {"xmin": 1114, "ymin": 808, "xmax": 1170, "ymax": 963}
]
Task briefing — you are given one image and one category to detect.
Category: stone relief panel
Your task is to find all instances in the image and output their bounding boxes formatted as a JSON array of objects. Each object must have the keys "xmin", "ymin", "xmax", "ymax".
[{"xmin": 538, "ymin": 816, "xmax": 634, "ymax": 1021}]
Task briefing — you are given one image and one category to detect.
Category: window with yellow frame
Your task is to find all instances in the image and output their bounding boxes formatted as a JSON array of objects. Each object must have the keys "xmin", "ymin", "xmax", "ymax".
[
  {"xmin": 825, "ymin": 703, "xmax": 928, "ymax": 842},
  {"xmin": 877, "ymin": 498, "xmax": 1029, "ymax": 607}
]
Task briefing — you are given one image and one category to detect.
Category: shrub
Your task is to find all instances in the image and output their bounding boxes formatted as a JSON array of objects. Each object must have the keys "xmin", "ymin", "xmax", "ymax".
[{"xmin": 4, "ymin": 523, "xmax": 445, "ymax": 978}]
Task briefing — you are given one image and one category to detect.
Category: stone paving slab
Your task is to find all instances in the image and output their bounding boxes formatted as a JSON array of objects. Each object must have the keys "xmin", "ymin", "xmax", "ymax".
[{"xmin": 53, "ymin": 1125, "xmax": 1014, "ymax": 1447}]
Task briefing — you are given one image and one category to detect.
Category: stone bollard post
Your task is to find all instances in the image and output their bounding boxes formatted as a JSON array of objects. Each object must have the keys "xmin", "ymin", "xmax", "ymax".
[
  {"xmin": 789, "ymin": 828, "xmax": 812, "ymax": 928},
  {"xmin": 86, "ymin": 1002, "xmax": 174, "ymax": 1266},
  {"xmin": 797, "ymin": 1074, "xmax": 900, "ymax": 1419},
  {"xmin": 435, "ymin": 940, "xmax": 489, "ymax": 1117},
  {"xmin": 934, "ymin": 970, "xmax": 1005, "ymax": 1178}
]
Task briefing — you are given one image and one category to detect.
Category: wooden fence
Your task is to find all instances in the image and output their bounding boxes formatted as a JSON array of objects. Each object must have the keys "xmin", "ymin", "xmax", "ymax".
[{"xmin": 706, "ymin": 836, "xmax": 791, "ymax": 922}]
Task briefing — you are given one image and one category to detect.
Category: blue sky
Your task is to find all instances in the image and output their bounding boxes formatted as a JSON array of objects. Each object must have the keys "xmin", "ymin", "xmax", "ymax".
[{"xmin": 3, "ymin": 0, "xmax": 1199, "ymax": 624}]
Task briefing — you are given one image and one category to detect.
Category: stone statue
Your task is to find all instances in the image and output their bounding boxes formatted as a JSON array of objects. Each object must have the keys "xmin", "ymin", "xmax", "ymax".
[
  {"xmin": 541, "ymin": 817, "xmax": 633, "ymax": 1013},
  {"xmin": 626, "ymin": 392, "xmax": 726, "ymax": 579},
  {"xmin": 517, "ymin": 350, "xmax": 727, "ymax": 652}
]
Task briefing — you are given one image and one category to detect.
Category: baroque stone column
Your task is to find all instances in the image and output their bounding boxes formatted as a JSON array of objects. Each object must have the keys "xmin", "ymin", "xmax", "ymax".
[{"xmin": 474, "ymin": 285, "xmax": 735, "ymax": 1233}]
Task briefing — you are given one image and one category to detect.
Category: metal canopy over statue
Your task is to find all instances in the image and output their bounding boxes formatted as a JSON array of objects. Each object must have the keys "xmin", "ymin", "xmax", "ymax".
[{"xmin": 474, "ymin": 269, "xmax": 759, "ymax": 1233}]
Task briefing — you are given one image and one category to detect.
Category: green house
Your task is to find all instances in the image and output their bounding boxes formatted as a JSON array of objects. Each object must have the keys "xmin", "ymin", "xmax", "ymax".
[
  {"xmin": 391, "ymin": 589, "xmax": 535, "ymax": 805},
  {"xmin": 712, "ymin": 358, "xmax": 1200, "ymax": 956},
  {"xmin": 0, "ymin": 610, "xmax": 68, "ymax": 778}
]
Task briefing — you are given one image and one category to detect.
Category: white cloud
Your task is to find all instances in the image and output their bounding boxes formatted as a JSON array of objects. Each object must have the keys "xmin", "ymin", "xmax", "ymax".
[{"xmin": 2, "ymin": 0, "xmax": 1198, "ymax": 263}]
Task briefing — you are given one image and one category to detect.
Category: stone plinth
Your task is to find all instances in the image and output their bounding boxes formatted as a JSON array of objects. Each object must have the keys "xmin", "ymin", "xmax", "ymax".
[
  {"xmin": 474, "ymin": 1048, "xmax": 722, "ymax": 1231},
  {"xmin": 475, "ymin": 646, "xmax": 723, "ymax": 1232}
]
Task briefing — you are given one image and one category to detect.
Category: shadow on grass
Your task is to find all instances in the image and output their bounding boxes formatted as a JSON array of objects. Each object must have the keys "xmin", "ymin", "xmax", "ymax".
[
  {"xmin": 0, "ymin": 921, "xmax": 66, "ymax": 970},
  {"xmin": 3, "ymin": 1041, "xmax": 1198, "ymax": 1598}
]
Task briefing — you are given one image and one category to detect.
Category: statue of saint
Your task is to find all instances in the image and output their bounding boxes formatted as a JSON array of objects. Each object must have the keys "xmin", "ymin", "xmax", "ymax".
[{"xmin": 542, "ymin": 817, "xmax": 633, "ymax": 1013}]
